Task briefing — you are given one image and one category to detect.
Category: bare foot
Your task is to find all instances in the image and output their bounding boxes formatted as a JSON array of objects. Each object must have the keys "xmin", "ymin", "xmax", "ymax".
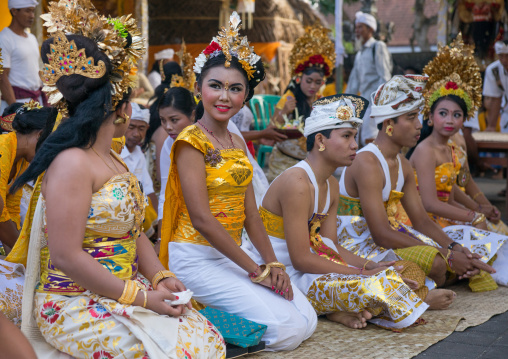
[
  {"xmin": 425, "ymin": 289, "xmax": 456, "ymax": 310},
  {"xmin": 326, "ymin": 310, "xmax": 373, "ymax": 329}
]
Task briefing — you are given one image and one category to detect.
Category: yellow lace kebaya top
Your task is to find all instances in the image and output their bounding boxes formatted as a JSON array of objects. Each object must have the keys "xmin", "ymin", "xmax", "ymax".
[
  {"xmin": 414, "ymin": 143, "xmax": 461, "ymax": 202},
  {"xmin": 37, "ymin": 157, "xmax": 146, "ymax": 295},
  {"xmin": 160, "ymin": 125, "xmax": 253, "ymax": 269},
  {"xmin": 0, "ymin": 132, "xmax": 29, "ymax": 229}
]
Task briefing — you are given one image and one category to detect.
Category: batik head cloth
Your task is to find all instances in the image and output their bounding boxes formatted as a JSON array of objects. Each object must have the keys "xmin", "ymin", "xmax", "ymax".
[
  {"xmin": 371, "ymin": 74, "xmax": 428, "ymax": 125},
  {"xmin": 355, "ymin": 11, "xmax": 377, "ymax": 32},
  {"xmin": 304, "ymin": 94, "xmax": 367, "ymax": 137}
]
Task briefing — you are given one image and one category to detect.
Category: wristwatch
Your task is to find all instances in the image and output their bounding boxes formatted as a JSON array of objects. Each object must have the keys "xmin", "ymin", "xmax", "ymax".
[{"xmin": 447, "ymin": 241, "xmax": 460, "ymax": 250}]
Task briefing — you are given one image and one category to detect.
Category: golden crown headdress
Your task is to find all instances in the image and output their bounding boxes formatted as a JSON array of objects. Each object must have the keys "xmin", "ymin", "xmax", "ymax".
[
  {"xmin": 422, "ymin": 34, "xmax": 482, "ymax": 119},
  {"xmin": 40, "ymin": 0, "xmax": 145, "ymax": 116},
  {"xmin": 0, "ymin": 48, "xmax": 3, "ymax": 75},
  {"xmin": 289, "ymin": 24, "xmax": 336, "ymax": 78},
  {"xmin": 172, "ymin": 39, "xmax": 196, "ymax": 91},
  {"xmin": 194, "ymin": 12, "xmax": 261, "ymax": 82}
]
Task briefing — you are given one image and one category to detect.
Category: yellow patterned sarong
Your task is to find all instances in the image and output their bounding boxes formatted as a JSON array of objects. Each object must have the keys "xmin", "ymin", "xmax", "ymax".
[{"xmin": 261, "ymin": 205, "xmax": 428, "ymax": 329}]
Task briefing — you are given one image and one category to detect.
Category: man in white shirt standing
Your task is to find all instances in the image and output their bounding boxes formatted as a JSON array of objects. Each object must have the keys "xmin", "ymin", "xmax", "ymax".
[
  {"xmin": 121, "ymin": 102, "xmax": 158, "ymax": 236},
  {"xmin": 483, "ymin": 40, "xmax": 508, "ymax": 132},
  {"xmin": 347, "ymin": 11, "xmax": 392, "ymax": 145},
  {"xmin": 0, "ymin": 0, "xmax": 44, "ymax": 114}
]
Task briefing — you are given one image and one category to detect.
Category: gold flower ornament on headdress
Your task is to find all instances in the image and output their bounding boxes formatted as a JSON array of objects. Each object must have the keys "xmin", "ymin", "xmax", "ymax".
[
  {"xmin": 194, "ymin": 12, "xmax": 261, "ymax": 82},
  {"xmin": 40, "ymin": 0, "xmax": 145, "ymax": 115},
  {"xmin": 289, "ymin": 24, "xmax": 336, "ymax": 78},
  {"xmin": 171, "ymin": 39, "xmax": 196, "ymax": 91},
  {"xmin": 422, "ymin": 34, "xmax": 482, "ymax": 119}
]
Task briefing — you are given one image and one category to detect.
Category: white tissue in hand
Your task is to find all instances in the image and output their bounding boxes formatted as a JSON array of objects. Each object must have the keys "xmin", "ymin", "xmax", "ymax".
[{"xmin": 165, "ymin": 290, "xmax": 193, "ymax": 305}]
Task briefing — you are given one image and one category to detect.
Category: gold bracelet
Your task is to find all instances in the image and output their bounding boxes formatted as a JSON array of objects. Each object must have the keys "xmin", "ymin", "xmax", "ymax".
[
  {"xmin": 118, "ymin": 280, "xmax": 139, "ymax": 305},
  {"xmin": 267, "ymin": 261, "xmax": 286, "ymax": 272},
  {"xmin": 152, "ymin": 270, "xmax": 176, "ymax": 289},
  {"xmin": 472, "ymin": 213, "xmax": 486, "ymax": 226},
  {"xmin": 472, "ymin": 192, "xmax": 482, "ymax": 200},
  {"xmin": 362, "ymin": 260, "xmax": 372, "ymax": 270},
  {"xmin": 142, "ymin": 290, "xmax": 148, "ymax": 308},
  {"xmin": 250, "ymin": 264, "xmax": 271, "ymax": 283}
]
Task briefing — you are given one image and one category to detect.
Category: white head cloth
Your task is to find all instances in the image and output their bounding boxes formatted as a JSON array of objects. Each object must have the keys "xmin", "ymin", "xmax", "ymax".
[
  {"xmin": 130, "ymin": 102, "xmax": 150, "ymax": 124},
  {"xmin": 304, "ymin": 96, "xmax": 365, "ymax": 137},
  {"xmin": 495, "ymin": 41, "xmax": 508, "ymax": 55},
  {"xmin": 370, "ymin": 75, "xmax": 428, "ymax": 125},
  {"xmin": 154, "ymin": 48, "xmax": 175, "ymax": 61},
  {"xmin": 355, "ymin": 11, "xmax": 377, "ymax": 32},
  {"xmin": 8, "ymin": 0, "xmax": 38, "ymax": 9}
]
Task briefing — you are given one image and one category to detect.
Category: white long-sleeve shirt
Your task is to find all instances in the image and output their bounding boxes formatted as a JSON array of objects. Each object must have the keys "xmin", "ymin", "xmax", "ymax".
[
  {"xmin": 347, "ymin": 37, "xmax": 392, "ymax": 143},
  {"xmin": 120, "ymin": 146, "xmax": 155, "ymax": 196}
]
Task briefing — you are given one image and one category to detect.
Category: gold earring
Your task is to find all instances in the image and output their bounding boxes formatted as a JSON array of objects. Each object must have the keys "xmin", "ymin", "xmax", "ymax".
[
  {"xmin": 196, "ymin": 92, "xmax": 202, "ymax": 100},
  {"xmin": 319, "ymin": 144, "xmax": 325, "ymax": 152},
  {"xmin": 386, "ymin": 125, "xmax": 394, "ymax": 137},
  {"xmin": 427, "ymin": 119, "xmax": 433, "ymax": 126},
  {"xmin": 114, "ymin": 113, "xmax": 129, "ymax": 125}
]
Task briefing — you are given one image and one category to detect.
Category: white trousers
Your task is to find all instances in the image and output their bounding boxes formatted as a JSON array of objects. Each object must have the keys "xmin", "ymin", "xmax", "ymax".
[{"xmin": 168, "ymin": 242, "xmax": 317, "ymax": 351}]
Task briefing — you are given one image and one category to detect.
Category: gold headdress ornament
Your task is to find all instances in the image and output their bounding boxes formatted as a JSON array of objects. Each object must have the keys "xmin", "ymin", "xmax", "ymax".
[
  {"xmin": 40, "ymin": 0, "xmax": 145, "ymax": 116},
  {"xmin": 171, "ymin": 39, "xmax": 196, "ymax": 90},
  {"xmin": 289, "ymin": 24, "xmax": 336, "ymax": 78},
  {"xmin": 194, "ymin": 11, "xmax": 261, "ymax": 82},
  {"xmin": 422, "ymin": 33, "xmax": 482, "ymax": 120},
  {"xmin": 0, "ymin": 48, "xmax": 3, "ymax": 75}
]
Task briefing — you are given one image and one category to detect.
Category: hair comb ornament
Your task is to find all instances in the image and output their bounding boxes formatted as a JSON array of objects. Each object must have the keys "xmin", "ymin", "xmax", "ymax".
[
  {"xmin": 17, "ymin": 100, "xmax": 43, "ymax": 114},
  {"xmin": 40, "ymin": 0, "xmax": 145, "ymax": 115},
  {"xmin": 41, "ymin": 32, "xmax": 107, "ymax": 85},
  {"xmin": 194, "ymin": 12, "xmax": 261, "ymax": 81},
  {"xmin": 175, "ymin": 39, "xmax": 196, "ymax": 91}
]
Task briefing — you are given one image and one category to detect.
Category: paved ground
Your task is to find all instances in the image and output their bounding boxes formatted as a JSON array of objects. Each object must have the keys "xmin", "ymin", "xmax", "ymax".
[{"xmin": 415, "ymin": 176, "xmax": 508, "ymax": 359}]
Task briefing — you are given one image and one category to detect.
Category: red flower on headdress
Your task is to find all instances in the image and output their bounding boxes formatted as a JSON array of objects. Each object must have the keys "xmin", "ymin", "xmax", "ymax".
[
  {"xmin": 309, "ymin": 55, "xmax": 325, "ymax": 65},
  {"xmin": 445, "ymin": 81, "xmax": 458, "ymax": 90},
  {"xmin": 92, "ymin": 351, "xmax": 114, "ymax": 359},
  {"xmin": 203, "ymin": 41, "xmax": 221, "ymax": 55}
]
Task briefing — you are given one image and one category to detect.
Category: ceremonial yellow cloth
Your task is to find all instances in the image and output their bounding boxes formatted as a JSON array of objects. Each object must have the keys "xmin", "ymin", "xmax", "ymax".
[
  {"xmin": 160, "ymin": 125, "xmax": 253, "ymax": 269},
  {"xmin": 0, "ymin": 132, "xmax": 29, "ymax": 229}
]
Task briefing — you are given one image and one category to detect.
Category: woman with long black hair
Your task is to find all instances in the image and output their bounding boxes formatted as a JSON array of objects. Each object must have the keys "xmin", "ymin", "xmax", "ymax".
[{"xmin": 10, "ymin": 1, "xmax": 224, "ymax": 357}]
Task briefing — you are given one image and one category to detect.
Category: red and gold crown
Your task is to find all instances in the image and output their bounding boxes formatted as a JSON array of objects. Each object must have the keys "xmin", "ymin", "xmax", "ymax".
[
  {"xmin": 423, "ymin": 34, "xmax": 481, "ymax": 119},
  {"xmin": 289, "ymin": 24, "xmax": 336, "ymax": 78}
]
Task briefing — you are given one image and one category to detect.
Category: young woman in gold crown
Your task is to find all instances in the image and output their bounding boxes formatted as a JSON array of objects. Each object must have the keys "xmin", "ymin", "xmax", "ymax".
[
  {"xmin": 257, "ymin": 93, "xmax": 430, "ymax": 330},
  {"xmin": 159, "ymin": 12, "xmax": 317, "ymax": 351},
  {"xmin": 9, "ymin": 1, "xmax": 225, "ymax": 358},
  {"xmin": 407, "ymin": 35, "xmax": 508, "ymax": 288},
  {"xmin": 266, "ymin": 25, "xmax": 335, "ymax": 182}
]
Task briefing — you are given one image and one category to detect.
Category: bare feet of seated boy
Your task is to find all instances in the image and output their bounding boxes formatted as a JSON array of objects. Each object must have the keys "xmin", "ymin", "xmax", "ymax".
[
  {"xmin": 326, "ymin": 310, "xmax": 373, "ymax": 329},
  {"xmin": 425, "ymin": 289, "xmax": 456, "ymax": 310}
]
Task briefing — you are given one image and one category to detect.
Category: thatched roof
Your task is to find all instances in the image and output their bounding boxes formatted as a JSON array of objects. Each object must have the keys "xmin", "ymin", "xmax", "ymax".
[{"xmin": 148, "ymin": 0, "xmax": 324, "ymax": 45}]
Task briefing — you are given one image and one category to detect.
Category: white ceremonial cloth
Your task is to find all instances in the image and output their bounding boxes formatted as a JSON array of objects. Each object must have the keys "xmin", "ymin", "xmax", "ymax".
[{"xmin": 168, "ymin": 241, "xmax": 317, "ymax": 351}]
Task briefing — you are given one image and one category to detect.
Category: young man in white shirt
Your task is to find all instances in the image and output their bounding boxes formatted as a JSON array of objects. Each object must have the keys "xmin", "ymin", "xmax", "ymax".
[
  {"xmin": 120, "ymin": 102, "xmax": 158, "ymax": 235},
  {"xmin": 0, "ymin": 0, "xmax": 43, "ymax": 114},
  {"xmin": 483, "ymin": 40, "xmax": 508, "ymax": 132},
  {"xmin": 347, "ymin": 11, "xmax": 392, "ymax": 145}
]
